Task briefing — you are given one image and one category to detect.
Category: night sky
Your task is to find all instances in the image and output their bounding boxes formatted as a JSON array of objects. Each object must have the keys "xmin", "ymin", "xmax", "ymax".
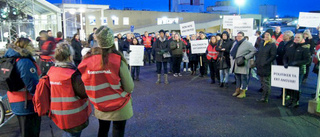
[{"xmin": 48, "ymin": 0, "xmax": 320, "ymax": 17}]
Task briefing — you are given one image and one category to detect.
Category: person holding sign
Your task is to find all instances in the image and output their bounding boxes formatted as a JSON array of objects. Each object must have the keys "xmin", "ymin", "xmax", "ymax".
[
  {"xmin": 255, "ymin": 31, "xmax": 277, "ymax": 103},
  {"xmin": 131, "ymin": 38, "xmax": 143, "ymax": 81},
  {"xmin": 206, "ymin": 36, "xmax": 220, "ymax": 84},
  {"xmin": 198, "ymin": 32, "xmax": 208, "ymax": 77},
  {"xmin": 283, "ymin": 33, "xmax": 311, "ymax": 108},
  {"xmin": 170, "ymin": 34, "xmax": 186, "ymax": 77},
  {"xmin": 154, "ymin": 29, "xmax": 170, "ymax": 84},
  {"xmin": 189, "ymin": 34, "xmax": 200, "ymax": 75},
  {"xmin": 230, "ymin": 32, "xmax": 257, "ymax": 98}
]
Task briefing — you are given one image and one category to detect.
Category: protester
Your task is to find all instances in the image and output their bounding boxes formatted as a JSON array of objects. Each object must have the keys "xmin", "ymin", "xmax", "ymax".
[
  {"xmin": 283, "ymin": 33, "xmax": 311, "ymax": 108},
  {"xmin": 71, "ymin": 34, "xmax": 82, "ymax": 67},
  {"xmin": 154, "ymin": 29, "xmax": 170, "ymax": 84},
  {"xmin": 142, "ymin": 31, "xmax": 153, "ymax": 65},
  {"xmin": 254, "ymin": 31, "xmax": 262, "ymax": 49},
  {"xmin": 39, "ymin": 30, "xmax": 56, "ymax": 76},
  {"xmin": 182, "ymin": 35, "xmax": 191, "ymax": 72},
  {"xmin": 88, "ymin": 27, "xmax": 97, "ymax": 44},
  {"xmin": 216, "ymin": 33, "xmax": 221, "ymax": 42},
  {"xmin": 216, "ymin": 31, "xmax": 234, "ymax": 88},
  {"xmin": 78, "ymin": 26, "xmax": 134, "ymax": 137},
  {"xmin": 206, "ymin": 36, "xmax": 220, "ymax": 84},
  {"xmin": 302, "ymin": 29, "xmax": 315, "ymax": 82},
  {"xmin": 255, "ymin": 31, "xmax": 277, "ymax": 103},
  {"xmin": 120, "ymin": 33, "xmax": 133, "ymax": 53},
  {"xmin": 170, "ymin": 33, "xmax": 186, "ymax": 77},
  {"xmin": 231, "ymin": 32, "xmax": 257, "ymax": 98},
  {"xmin": 4, "ymin": 38, "xmax": 41, "ymax": 137},
  {"xmin": 90, "ymin": 33, "xmax": 99, "ymax": 48},
  {"xmin": 272, "ymin": 26, "xmax": 283, "ymax": 46},
  {"xmin": 131, "ymin": 38, "xmax": 143, "ymax": 81},
  {"xmin": 47, "ymin": 42, "xmax": 91, "ymax": 137},
  {"xmin": 277, "ymin": 30, "xmax": 294, "ymax": 65},
  {"xmin": 189, "ymin": 34, "xmax": 199, "ymax": 75},
  {"xmin": 198, "ymin": 32, "xmax": 208, "ymax": 77},
  {"xmin": 36, "ymin": 30, "xmax": 47, "ymax": 51},
  {"xmin": 55, "ymin": 31, "xmax": 63, "ymax": 43},
  {"xmin": 47, "ymin": 30, "xmax": 53, "ymax": 37}
]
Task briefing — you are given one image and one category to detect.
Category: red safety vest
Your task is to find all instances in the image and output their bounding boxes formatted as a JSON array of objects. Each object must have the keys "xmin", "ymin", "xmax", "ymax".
[
  {"xmin": 206, "ymin": 44, "xmax": 218, "ymax": 60},
  {"xmin": 7, "ymin": 89, "xmax": 33, "ymax": 103},
  {"xmin": 272, "ymin": 34, "xmax": 283, "ymax": 47},
  {"xmin": 143, "ymin": 36, "xmax": 152, "ymax": 48},
  {"xmin": 78, "ymin": 53, "xmax": 131, "ymax": 112},
  {"xmin": 40, "ymin": 41, "xmax": 56, "ymax": 62},
  {"xmin": 47, "ymin": 67, "xmax": 92, "ymax": 130}
]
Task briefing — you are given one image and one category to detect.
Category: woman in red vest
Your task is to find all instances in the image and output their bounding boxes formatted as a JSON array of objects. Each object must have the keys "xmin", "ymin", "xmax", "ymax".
[
  {"xmin": 206, "ymin": 36, "xmax": 220, "ymax": 84},
  {"xmin": 47, "ymin": 42, "xmax": 91, "ymax": 137},
  {"xmin": 78, "ymin": 26, "xmax": 134, "ymax": 137}
]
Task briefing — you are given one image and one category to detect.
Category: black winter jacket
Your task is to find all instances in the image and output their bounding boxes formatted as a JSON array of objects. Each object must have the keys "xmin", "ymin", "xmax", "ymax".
[
  {"xmin": 283, "ymin": 43, "xmax": 311, "ymax": 74},
  {"xmin": 255, "ymin": 41, "xmax": 277, "ymax": 77}
]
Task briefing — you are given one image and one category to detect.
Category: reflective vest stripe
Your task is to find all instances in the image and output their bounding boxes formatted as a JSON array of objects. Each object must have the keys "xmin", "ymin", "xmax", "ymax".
[
  {"xmin": 85, "ymin": 82, "xmax": 121, "ymax": 91},
  {"xmin": 51, "ymin": 100, "xmax": 89, "ymax": 115},
  {"xmin": 88, "ymin": 92, "xmax": 128, "ymax": 103},
  {"xmin": 51, "ymin": 97, "xmax": 80, "ymax": 102}
]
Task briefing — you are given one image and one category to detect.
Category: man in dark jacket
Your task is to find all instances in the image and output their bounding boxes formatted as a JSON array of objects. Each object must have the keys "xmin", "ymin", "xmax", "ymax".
[
  {"xmin": 277, "ymin": 30, "xmax": 294, "ymax": 65},
  {"xmin": 283, "ymin": 33, "xmax": 311, "ymax": 108},
  {"xmin": 255, "ymin": 31, "xmax": 277, "ymax": 103},
  {"xmin": 216, "ymin": 31, "xmax": 234, "ymax": 88},
  {"xmin": 154, "ymin": 29, "xmax": 170, "ymax": 84},
  {"xmin": 120, "ymin": 33, "xmax": 132, "ymax": 53},
  {"xmin": 254, "ymin": 31, "xmax": 262, "ymax": 49},
  {"xmin": 87, "ymin": 27, "xmax": 97, "ymax": 44}
]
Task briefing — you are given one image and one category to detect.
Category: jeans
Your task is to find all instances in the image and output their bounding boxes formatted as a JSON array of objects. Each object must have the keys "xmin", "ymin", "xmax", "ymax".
[
  {"xmin": 183, "ymin": 62, "xmax": 189, "ymax": 69},
  {"xmin": 169, "ymin": 57, "xmax": 174, "ymax": 72},
  {"xmin": 172, "ymin": 55, "xmax": 182, "ymax": 74},
  {"xmin": 260, "ymin": 76, "xmax": 271, "ymax": 99},
  {"xmin": 189, "ymin": 61, "xmax": 198, "ymax": 71},
  {"xmin": 98, "ymin": 120, "xmax": 127, "ymax": 137},
  {"xmin": 145, "ymin": 48, "xmax": 152, "ymax": 64},
  {"xmin": 208, "ymin": 60, "xmax": 220, "ymax": 82},
  {"xmin": 62, "ymin": 131, "xmax": 82, "ymax": 137},
  {"xmin": 17, "ymin": 113, "xmax": 41, "ymax": 137},
  {"xmin": 219, "ymin": 69, "xmax": 230, "ymax": 83},
  {"xmin": 131, "ymin": 66, "xmax": 140, "ymax": 79},
  {"xmin": 235, "ymin": 73, "xmax": 248, "ymax": 90},
  {"xmin": 156, "ymin": 62, "xmax": 168, "ymax": 74}
]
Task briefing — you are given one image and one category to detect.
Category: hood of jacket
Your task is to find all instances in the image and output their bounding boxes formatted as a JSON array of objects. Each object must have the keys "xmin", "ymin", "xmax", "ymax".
[
  {"xmin": 222, "ymin": 31, "xmax": 230, "ymax": 41},
  {"xmin": 5, "ymin": 43, "xmax": 34, "ymax": 58}
]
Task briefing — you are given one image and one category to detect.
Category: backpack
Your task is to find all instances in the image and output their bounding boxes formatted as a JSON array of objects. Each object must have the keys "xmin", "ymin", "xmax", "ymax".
[
  {"xmin": 0, "ymin": 57, "xmax": 26, "ymax": 91},
  {"xmin": 33, "ymin": 75, "xmax": 51, "ymax": 116}
]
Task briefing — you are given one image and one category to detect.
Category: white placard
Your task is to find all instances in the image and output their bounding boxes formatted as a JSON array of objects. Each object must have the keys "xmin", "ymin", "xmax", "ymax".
[
  {"xmin": 129, "ymin": 45, "xmax": 145, "ymax": 66},
  {"xmin": 223, "ymin": 15, "xmax": 241, "ymax": 29},
  {"xmin": 114, "ymin": 41, "xmax": 119, "ymax": 50},
  {"xmin": 123, "ymin": 51, "xmax": 130, "ymax": 64},
  {"xmin": 271, "ymin": 65, "xmax": 300, "ymax": 90},
  {"xmin": 248, "ymin": 36, "xmax": 257, "ymax": 45},
  {"xmin": 298, "ymin": 12, "xmax": 320, "ymax": 28},
  {"xmin": 180, "ymin": 21, "xmax": 196, "ymax": 36},
  {"xmin": 233, "ymin": 18, "xmax": 254, "ymax": 36},
  {"xmin": 190, "ymin": 40, "xmax": 209, "ymax": 54}
]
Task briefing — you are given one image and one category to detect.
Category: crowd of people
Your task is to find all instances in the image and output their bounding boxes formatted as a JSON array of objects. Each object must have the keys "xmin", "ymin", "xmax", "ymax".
[{"xmin": 1, "ymin": 24, "xmax": 320, "ymax": 137}]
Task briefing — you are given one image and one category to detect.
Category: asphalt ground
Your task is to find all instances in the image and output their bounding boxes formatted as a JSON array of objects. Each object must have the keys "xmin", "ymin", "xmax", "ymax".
[{"xmin": 0, "ymin": 63, "xmax": 320, "ymax": 137}]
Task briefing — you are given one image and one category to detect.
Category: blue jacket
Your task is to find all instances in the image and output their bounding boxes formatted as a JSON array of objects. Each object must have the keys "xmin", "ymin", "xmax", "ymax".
[{"xmin": 3, "ymin": 48, "xmax": 39, "ymax": 115}]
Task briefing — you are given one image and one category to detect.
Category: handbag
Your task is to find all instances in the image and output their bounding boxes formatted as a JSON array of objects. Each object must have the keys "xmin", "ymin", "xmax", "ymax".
[
  {"xmin": 235, "ymin": 56, "xmax": 245, "ymax": 66},
  {"xmin": 218, "ymin": 57, "xmax": 228, "ymax": 69},
  {"xmin": 182, "ymin": 52, "xmax": 189, "ymax": 63},
  {"xmin": 163, "ymin": 52, "xmax": 171, "ymax": 58},
  {"xmin": 249, "ymin": 58, "xmax": 255, "ymax": 68}
]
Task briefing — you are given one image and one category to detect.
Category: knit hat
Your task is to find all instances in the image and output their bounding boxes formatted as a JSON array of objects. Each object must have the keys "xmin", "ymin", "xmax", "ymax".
[
  {"xmin": 265, "ymin": 29, "xmax": 274, "ymax": 36},
  {"xmin": 159, "ymin": 29, "xmax": 165, "ymax": 34},
  {"xmin": 95, "ymin": 26, "xmax": 114, "ymax": 49},
  {"xmin": 216, "ymin": 33, "xmax": 222, "ymax": 37}
]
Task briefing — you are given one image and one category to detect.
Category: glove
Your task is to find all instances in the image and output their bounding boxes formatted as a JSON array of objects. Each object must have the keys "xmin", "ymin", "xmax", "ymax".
[
  {"xmin": 284, "ymin": 64, "xmax": 288, "ymax": 69},
  {"xmin": 127, "ymin": 50, "xmax": 132, "ymax": 53}
]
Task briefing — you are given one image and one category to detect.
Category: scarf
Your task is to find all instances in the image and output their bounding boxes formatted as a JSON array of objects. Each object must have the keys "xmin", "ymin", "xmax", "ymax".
[{"xmin": 230, "ymin": 39, "xmax": 245, "ymax": 59}]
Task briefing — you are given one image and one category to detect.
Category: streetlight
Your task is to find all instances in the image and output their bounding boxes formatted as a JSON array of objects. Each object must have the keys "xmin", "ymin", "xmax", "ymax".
[{"xmin": 235, "ymin": 0, "xmax": 245, "ymax": 15}]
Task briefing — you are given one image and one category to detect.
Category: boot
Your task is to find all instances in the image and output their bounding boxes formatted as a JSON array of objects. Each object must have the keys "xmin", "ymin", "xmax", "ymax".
[
  {"xmin": 237, "ymin": 89, "xmax": 246, "ymax": 98},
  {"xmin": 219, "ymin": 82, "xmax": 224, "ymax": 88},
  {"xmin": 224, "ymin": 83, "xmax": 228, "ymax": 88},
  {"xmin": 290, "ymin": 91, "xmax": 300, "ymax": 108},
  {"xmin": 156, "ymin": 74, "xmax": 161, "ymax": 84},
  {"xmin": 257, "ymin": 88, "xmax": 269, "ymax": 103},
  {"xmin": 164, "ymin": 74, "xmax": 169, "ymax": 84},
  {"xmin": 232, "ymin": 88, "xmax": 241, "ymax": 97},
  {"xmin": 136, "ymin": 75, "xmax": 140, "ymax": 81},
  {"xmin": 191, "ymin": 71, "xmax": 194, "ymax": 75}
]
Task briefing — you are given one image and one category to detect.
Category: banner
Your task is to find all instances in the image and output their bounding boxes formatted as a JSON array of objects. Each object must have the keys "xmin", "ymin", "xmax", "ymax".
[
  {"xmin": 298, "ymin": 12, "xmax": 320, "ymax": 28},
  {"xmin": 180, "ymin": 21, "xmax": 196, "ymax": 36},
  {"xmin": 190, "ymin": 40, "xmax": 209, "ymax": 54},
  {"xmin": 114, "ymin": 41, "xmax": 119, "ymax": 50},
  {"xmin": 223, "ymin": 15, "xmax": 241, "ymax": 29},
  {"xmin": 233, "ymin": 18, "xmax": 254, "ymax": 36},
  {"xmin": 271, "ymin": 65, "xmax": 300, "ymax": 90},
  {"xmin": 129, "ymin": 45, "xmax": 145, "ymax": 66}
]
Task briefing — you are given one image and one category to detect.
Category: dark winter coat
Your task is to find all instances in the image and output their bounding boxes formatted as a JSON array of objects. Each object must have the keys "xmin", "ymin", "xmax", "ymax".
[
  {"xmin": 120, "ymin": 39, "xmax": 132, "ymax": 53},
  {"xmin": 216, "ymin": 38, "xmax": 234, "ymax": 68},
  {"xmin": 153, "ymin": 38, "xmax": 170, "ymax": 62},
  {"xmin": 170, "ymin": 40, "xmax": 186, "ymax": 56},
  {"xmin": 71, "ymin": 39, "xmax": 82, "ymax": 61},
  {"xmin": 283, "ymin": 43, "xmax": 311, "ymax": 74},
  {"xmin": 276, "ymin": 40, "xmax": 294, "ymax": 65},
  {"xmin": 187, "ymin": 40, "xmax": 199, "ymax": 62},
  {"xmin": 255, "ymin": 41, "xmax": 277, "ymax": 77}
]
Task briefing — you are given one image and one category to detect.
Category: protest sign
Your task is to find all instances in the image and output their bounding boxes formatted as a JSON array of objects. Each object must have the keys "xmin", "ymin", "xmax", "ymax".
[
  {"xmin": 180, "ymin": 21, "xmax": 196, "ymax": 36},
  {"xmin": 248, "ymin": 36, "xmax": 257, "ymax": 45},
  {"xmin": 223, "ymin": 15, "xmax": 241, "ymax": 29},
  {"xmin": 232, "ymin": 18, "xmax": 254, "ymax": 36},
  {"xmin": 191, "ymin": 40, "xmax": 209, "ymax": 54},
  {"xmin": 271, "ymin": 65, "xmax": 300, "ymax": 90},
  {"xmin": 298, "ymin": 12, "xmax": 320, "ymax": 28},
  {"xmin": 129, "ymin": 45, "xmax": 145, "ymax": 66},
  {"xmin": 123, "ymin": 51, "xmax": 130, "ymax": 64},
  {"xmin": 114, "ymin": 41, "xmax": 119, "ymax": 50}
]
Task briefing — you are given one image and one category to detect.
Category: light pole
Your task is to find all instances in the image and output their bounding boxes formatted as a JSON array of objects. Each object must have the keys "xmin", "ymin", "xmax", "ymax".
[{"xmin": 235, "ymin": 0, "xmax": 245, "ymax": 15}]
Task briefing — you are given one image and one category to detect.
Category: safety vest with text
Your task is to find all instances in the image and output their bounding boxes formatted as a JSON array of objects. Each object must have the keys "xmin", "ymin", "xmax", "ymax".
[
  {"xmin": 272, "ymin": 34, "xmax": 283, "ymax": 47},
  {"xmin": 78, "ymin": 53, "xmax": 131, "ymax": 112},
  {"xmin": 40, "ymin": 41, "xmax": 56, "ymax": 62},
  {"xmin": 47, "ymin": 67, "xmax": 92, "ymax": 130},
  {"xmin": 206, "ymin": 44, "xmax": 219, "ymax": 60},
  {"xmin": 143, "ymin": 36, "xmax": 152, "ymax": 48}
]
